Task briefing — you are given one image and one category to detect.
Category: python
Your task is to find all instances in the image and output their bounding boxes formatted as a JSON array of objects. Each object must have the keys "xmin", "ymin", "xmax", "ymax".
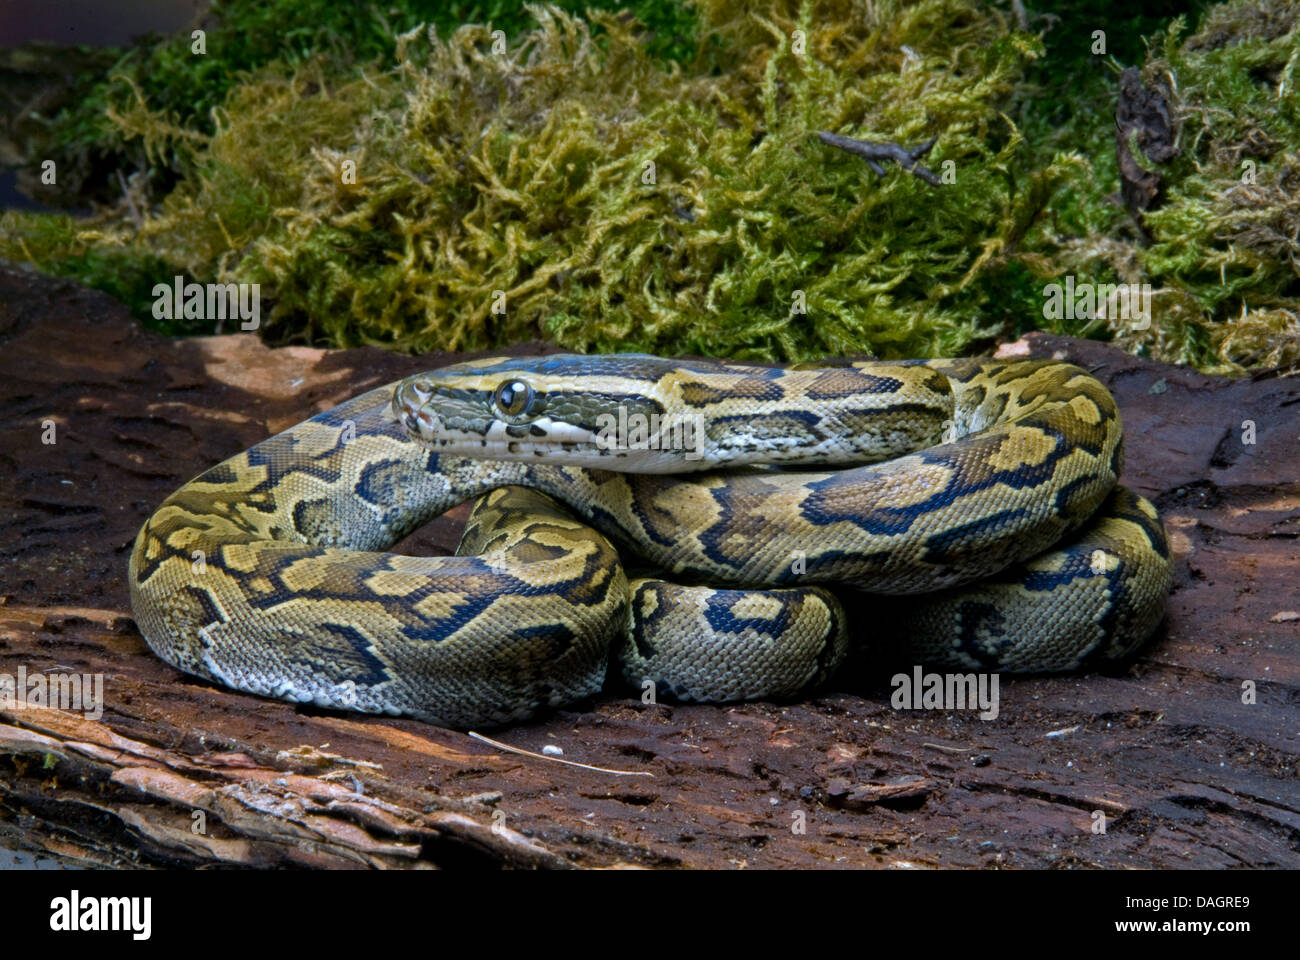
[{"xmin": 129, "ymin": 354, "xmax": 1171, "ymax": 728}]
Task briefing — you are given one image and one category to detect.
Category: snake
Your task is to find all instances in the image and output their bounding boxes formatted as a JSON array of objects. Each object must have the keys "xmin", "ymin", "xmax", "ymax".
[{"xmin": 128, "ymin": 355, "xmax": 1172, "ymax": 728}]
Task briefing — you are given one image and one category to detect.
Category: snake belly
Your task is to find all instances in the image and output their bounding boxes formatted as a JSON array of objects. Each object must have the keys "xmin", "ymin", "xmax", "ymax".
[{"xmin": 129, "ymin": 357, "xmax": 1172, "ymax": 727}]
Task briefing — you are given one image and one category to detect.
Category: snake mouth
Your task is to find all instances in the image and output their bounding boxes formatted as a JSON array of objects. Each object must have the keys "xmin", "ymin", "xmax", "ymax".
[
  {"xmin": 392, "ymin": 379, "xmax": 443, "ymax": 439},
  {"xmin": 392, "ymin": 377, "xmax": 491, "ymax": 438}
]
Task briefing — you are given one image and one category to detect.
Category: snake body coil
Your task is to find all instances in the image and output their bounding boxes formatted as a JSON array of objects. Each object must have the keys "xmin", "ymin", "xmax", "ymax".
[{"xmin": 129, "ymin": 356, "xmax": 1171, "ymax": 727}]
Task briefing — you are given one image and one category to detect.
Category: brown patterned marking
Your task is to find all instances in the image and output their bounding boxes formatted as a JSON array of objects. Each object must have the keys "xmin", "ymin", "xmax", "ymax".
[
  {"xmin": 918, "ymin": 367, "xmax": 949, "ymax": 395},
  {"xmin": 705, "ymin": 412, "xmax": 827, "ymax": 446},
  {"xmin": 805, "ymin": 368, "xmax": 892, "ymax": 400},
  {"xmin": 277, "ymin": 623, "xmax": 392, "ymax": 685},
  {"xmin": 247, "ymin": 431, "xmax": 352, "ymax": 488},
  {"xmin": 679, "ymin": 376, "xmax": 784, "ymax": 407},
  {"xmin": 293, "ymin": 498, "xmax": 346, "ymax": 542},
  {"xmin": 834, "ymin": 406, "xmax": 946, "ymax": 441},
  {"xmin": 505, "ymin": 539, "xmax": 571, "ymax": 565}
]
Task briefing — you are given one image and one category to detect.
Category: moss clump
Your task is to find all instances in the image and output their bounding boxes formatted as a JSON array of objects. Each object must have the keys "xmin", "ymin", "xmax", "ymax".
[
  {"xmin": 0, "ymin": 211, "xmax": 204, "ymax": 334},
  {"xmin": 1019, "ymin": 0, "xmax": 1300, "ymax": 372},
  {"xmin": 4, "ymin": 0, "xmax": 1297, "ymax": 371},
  {"xmin": 6, "ymin": 2, "xmax": 1069, "ymax": 363},
  {"xmin": 16, "ymin": 0, "xmax": 699, "ymax": 209},
  {"xmin": 1137, "ymin": 1, "xmax": 1300, "ymax": 369}
]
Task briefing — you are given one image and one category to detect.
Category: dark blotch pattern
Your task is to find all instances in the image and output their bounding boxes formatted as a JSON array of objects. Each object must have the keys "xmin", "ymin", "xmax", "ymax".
[
  {"xmin": 804, "ymin": 369, "xmax": 902, "ymax": 400},
  {"xmin": 679, "ymin": 376, "xmax": 785, "ymax": 407}
]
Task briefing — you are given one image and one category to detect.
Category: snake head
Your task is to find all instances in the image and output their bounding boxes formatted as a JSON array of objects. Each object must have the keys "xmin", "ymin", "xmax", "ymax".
[{"xmin": 392, "ymin": 355, "xmax": 697, "ymax": 471}]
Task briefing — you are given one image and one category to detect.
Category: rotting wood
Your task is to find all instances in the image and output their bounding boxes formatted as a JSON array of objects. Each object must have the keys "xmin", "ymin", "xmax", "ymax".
[{"xmin": 1, "ymin": 267, "xmax": 1297, "ymax": 869}]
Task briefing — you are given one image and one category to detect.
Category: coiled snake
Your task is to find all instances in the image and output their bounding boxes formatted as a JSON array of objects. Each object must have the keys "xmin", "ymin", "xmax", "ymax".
[{"xmin": 129, "ymin": 355, "xmax": 1172, "ymax": 727}]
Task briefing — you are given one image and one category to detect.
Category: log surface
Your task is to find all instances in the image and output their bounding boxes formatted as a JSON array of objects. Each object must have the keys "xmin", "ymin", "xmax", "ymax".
[{"xmin": 1, "ymin": 265, "xmax": 1297, "ymax": 868}]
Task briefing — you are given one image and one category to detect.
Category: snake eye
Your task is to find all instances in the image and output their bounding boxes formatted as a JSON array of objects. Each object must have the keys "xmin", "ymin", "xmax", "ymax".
[{"xmin": 493, "ymin": 379, "xmax": 535, "ymax": 418}]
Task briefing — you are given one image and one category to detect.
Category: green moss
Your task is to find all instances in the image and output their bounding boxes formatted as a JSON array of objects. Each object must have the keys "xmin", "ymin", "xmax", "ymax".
[
  {"xmin": 0, "ymin": 211, "xmax": 203, "ymax": 334},
  {"xmin": 4, "ymin": 0, "xmax": 1297, "ymax": 371},
  {"xmin": 1014, "ymin": 0, "xmax": 1300, "ymax": 372},
  {"xmin": 1136, "ymin": 3, "xmax": 1300, "ymax": 367},
  {"xmin": 24, "ymin": 0, "xmax": 699, "ymax": 208},
  {"xmin": 7, "ymin": 2, "xmax": 1067, "ymax": 362}
]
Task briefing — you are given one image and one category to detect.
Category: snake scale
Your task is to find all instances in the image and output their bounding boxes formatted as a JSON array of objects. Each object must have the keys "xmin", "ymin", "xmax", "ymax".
[{"xmin": 129, "ymin": 355, "xmax": 1172, "ymax": 727}]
